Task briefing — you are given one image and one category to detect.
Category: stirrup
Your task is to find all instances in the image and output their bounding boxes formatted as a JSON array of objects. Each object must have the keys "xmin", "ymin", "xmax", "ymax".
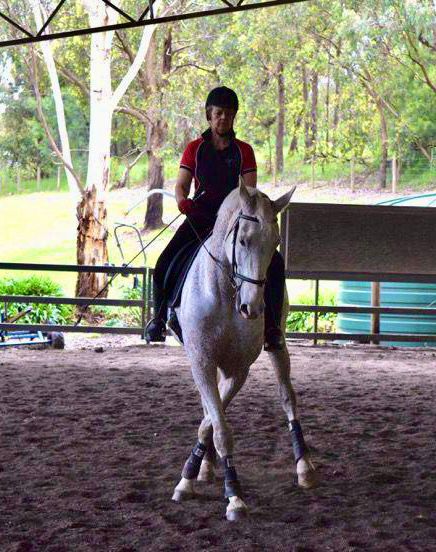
[
  {"xmin": 145, "ymin": 318, "xmax": 166, "ymax": 343},
  {"xmin": 167, "ymin": 310, "xmax": 184, "ymax": 345}
]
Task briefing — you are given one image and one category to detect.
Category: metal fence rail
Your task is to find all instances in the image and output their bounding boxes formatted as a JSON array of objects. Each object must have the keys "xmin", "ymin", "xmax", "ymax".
[{"xmin": 0, "ymin": 262, "xmax": 153, "ymax": 337}]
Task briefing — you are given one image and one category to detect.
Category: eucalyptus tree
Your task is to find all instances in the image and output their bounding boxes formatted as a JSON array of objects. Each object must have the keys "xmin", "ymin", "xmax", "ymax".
[{"xmin": 1, "ymin": 0, "xmax": 167, "ymax": 298}]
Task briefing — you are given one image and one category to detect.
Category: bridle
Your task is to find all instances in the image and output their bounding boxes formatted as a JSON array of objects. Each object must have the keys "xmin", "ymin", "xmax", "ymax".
[{"xmin": 228, "ymin": 212, "xmax": 267, "ymax": 291}]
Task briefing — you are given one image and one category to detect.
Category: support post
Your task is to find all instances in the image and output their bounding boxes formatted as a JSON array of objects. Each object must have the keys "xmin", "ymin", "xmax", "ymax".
[
  {"xmin": 57, "ymin": 166, "xmax": 61, "ymax": 190},
  {"xmin": 314, "ymin": 279, "xmax": 319, "ymax": 346},
  {"xmin": 37, "ymin": 166, "xmax": 41, "ymax": 191},
  {"xmin": 141, "ymin": 270, "xmax": 147, "ymax": 339},
  {"xmin": 371, "ymin": 282, "xmax": 380, "ymax": 345}
]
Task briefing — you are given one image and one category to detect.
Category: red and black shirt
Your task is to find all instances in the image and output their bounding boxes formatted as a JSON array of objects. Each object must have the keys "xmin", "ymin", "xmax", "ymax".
[{"xmin": 180, "ymin": 128, "xmax": 257, "ymax": 222}]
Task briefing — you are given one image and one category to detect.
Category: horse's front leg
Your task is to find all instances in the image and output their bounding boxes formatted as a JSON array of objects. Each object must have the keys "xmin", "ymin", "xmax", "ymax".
[
  {"xmin": 196, "ymin": 398, "xmax": 216, "ymax": 483},
  {"xmin": 172, "ymin": 362, "xmax": 250, "ymax": 521},
  {"xmin": 196, "ymin": 367, "xmax": 249, "ymax": 482},
  {"xmin": 268, "ymin": 348, "xmax": 318, "ymax": 488}
]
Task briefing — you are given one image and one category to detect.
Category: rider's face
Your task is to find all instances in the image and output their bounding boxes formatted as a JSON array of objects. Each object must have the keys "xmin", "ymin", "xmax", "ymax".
[{"xmin": 208, "ymin": 106, "xmax": 236, "ymax": 136}]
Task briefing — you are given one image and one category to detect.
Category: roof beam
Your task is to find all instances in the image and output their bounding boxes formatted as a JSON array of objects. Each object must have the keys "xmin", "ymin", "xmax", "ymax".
[{"xmin": 0, "ymin": 0, "xmax": 307, "ymax": 49}]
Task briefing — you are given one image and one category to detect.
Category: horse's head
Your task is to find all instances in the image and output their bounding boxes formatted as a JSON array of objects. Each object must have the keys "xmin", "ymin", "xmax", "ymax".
[{"xmin": 224, "ymin": 182, "xmax": 295, "ymax": 320}]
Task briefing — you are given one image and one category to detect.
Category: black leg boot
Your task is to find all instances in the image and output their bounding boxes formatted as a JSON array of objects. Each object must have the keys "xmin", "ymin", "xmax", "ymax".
[
  {"xmin": 264, "ymin": 251, "xmax": 286, "ymax": 351},
  {"xmin": 145, "ymin": 281, "xmax": 167, "ymax": 343}
]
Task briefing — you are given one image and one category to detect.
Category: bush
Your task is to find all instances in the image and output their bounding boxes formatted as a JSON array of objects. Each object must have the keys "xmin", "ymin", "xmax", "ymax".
[
  {"xmin": 119, "ymin": 283, "xmax": 147, "ymax": 326},
  {"xmin": 92, "ymin": 281, "xmax": 150, "ymax": 327},
  {"xmin": 0, "ymin": 275, "xmax": 73, "ymax": 324},
  {"xmin": 287, "ymin": 290, "xmax": 337, "ymax": 333}
]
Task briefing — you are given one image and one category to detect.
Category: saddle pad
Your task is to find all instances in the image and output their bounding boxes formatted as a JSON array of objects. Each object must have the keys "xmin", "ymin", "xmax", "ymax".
[{"xmin": 165, "ymin": 233, "xmax": 211, "ymax": 309}]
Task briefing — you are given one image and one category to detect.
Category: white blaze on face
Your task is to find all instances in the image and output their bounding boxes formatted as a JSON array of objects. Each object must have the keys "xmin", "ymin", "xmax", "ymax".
[{"xmin": 230, "ymin": 182, "xmax": 295, "ymax": 321}]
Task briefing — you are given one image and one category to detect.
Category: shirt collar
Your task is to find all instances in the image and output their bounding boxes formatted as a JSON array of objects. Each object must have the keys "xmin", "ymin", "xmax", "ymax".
[{"xmin": 201, "ymin": 127, "xmax": 236, "ymax": 141}]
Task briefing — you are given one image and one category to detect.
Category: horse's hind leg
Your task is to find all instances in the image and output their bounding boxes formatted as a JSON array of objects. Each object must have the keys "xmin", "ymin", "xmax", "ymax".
[{"xmin": 268, "ymin": 348, "xmax": 318, "ymax": 488}]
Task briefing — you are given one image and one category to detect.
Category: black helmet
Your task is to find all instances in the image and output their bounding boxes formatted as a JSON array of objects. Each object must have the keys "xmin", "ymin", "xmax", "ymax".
[{"xmin": 205, "ymin": 86, "xmax": 239, "ymax": 113}]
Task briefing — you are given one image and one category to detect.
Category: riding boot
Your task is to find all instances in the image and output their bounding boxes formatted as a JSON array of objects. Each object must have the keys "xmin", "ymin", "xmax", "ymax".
[
  {"xmin": 145, "ymin": 280, "xmax": 168, "ymax": 343},
  {"xmin": 264, "ymin": 251, "xmax": 286, "ymax": 351},
  {"xmin": 145, "ymin": 317, "xmax": 166, "ymax": 343}
]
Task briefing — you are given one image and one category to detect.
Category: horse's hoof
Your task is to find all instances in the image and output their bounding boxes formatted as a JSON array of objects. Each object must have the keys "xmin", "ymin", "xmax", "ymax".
[
  {"xmin": 171, "ymin": 490, "xmax": 194, "ymax": 502},
  {"xmin": 298, "ymin": 470, "xmax": 319, "ymax": 489},
  {"xmin": 226, "ymin": 508, "xmax": 248, "ymax": 522}
]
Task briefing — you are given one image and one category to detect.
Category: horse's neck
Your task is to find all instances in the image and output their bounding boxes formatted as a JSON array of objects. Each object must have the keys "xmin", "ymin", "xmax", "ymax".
[{"xmin": 200, "ymin": 208, "xmax": 237, "ymax": 296}]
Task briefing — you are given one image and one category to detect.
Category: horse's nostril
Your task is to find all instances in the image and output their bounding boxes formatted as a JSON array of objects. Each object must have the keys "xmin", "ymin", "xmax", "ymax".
[{"xmin": 240, "ymin": 304, "xmax": 249, "ymax": 316}]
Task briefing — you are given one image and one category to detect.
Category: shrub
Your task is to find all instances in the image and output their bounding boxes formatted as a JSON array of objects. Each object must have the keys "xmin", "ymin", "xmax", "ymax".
[
  {"xmin": 119, "ymin": 282, "xmax": 147, "ymax": 326},
  {"xmin": 286, "ymin": 289, "xmax": 337, "ymax": 333},
  {"xmin": 0, "ymin": 275, "xmax": 74, "ymax": 324}
]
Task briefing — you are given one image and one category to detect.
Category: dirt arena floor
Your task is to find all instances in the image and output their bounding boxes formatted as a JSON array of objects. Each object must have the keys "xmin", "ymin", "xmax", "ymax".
[{"xmin": 0, "ymin": 337, "xmax": 435, "ymax": 552}]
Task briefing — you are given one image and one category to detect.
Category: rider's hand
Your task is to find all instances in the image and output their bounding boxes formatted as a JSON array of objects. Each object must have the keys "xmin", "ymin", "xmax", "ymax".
[{"xmin": 178, "ymin": 198, "xmax": 196, "ymax": 215}]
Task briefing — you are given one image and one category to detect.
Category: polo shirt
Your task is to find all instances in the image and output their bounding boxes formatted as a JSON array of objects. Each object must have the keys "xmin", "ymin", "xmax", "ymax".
[{"xmin": 180, "ymin": 128, "xmax": 257, "ymax": 222}]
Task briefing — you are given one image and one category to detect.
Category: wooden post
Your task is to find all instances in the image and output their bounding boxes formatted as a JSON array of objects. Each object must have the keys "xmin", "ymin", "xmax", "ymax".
[
  {"xmin": 392, "ymin": 155, "xmax": 397, "ymax": 193},
  {"xmin": 350, "ymin": 157, "xmax": 355, "ymax": 191},
  {"xmin": 37, "ymin": 166, "xmax": 41, "ymax": 191},
  {"xmin": 314, "ymin": 279, "xmax": 319, "ymax": 346},
  {"xmin": 371, "ymin": 281, "xmax": 380, "ymax": 345},
  {"xmin": 57, "ymin": 166, "xmax": 61, "ymax": 190}
]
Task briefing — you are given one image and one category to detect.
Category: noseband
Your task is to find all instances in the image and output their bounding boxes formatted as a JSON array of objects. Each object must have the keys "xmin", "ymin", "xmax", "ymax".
[{"xmin": 229, "ymin": 212, "xmax": 267, "ymax": 290}]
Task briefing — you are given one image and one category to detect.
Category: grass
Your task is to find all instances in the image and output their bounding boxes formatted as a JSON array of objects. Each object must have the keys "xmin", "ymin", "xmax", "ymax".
[{"xmin": 0, "ymin": 188, "xmax": 179, "ymax": 298}]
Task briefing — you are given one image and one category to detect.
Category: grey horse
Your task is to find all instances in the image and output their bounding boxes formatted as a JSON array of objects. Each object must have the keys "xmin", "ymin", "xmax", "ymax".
[{"xmin": 172, "ymin": 182, "xmax": 317, "ymax": 520}]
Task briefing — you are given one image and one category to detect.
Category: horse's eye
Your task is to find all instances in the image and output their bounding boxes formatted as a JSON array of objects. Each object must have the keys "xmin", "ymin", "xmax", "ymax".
[{"xmin": 240, "ymin": 239, "xmax": 246, "ymax": 247}]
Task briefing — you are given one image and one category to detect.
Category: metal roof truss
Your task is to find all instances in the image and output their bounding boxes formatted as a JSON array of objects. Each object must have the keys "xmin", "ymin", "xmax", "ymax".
[{"xmin": 0, "ymin": 0, "xmax": 306, "ymax": 49}]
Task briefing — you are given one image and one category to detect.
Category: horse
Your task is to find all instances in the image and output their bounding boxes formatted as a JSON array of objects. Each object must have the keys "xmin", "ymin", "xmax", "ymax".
[{"xmin": 171, "ymin": 182, "xmax": 317, "ymax": 520}]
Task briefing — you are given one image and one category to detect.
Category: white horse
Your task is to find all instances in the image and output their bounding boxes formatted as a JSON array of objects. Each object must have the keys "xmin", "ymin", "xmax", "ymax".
[{"xmin": 172, "ymin": 182, "xmax": 317, "ymax": 520}]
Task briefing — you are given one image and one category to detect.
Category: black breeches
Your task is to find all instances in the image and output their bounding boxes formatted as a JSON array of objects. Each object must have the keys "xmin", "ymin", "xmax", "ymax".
[
  {"xmin": 152, "ymin": 218, "xmax": 285, "ymax": 331},
  {"xmin": 264, "ymin": 250, "xmax": 285, "ymax": 331},
  {"xmin": 153, "ymin": 218, "xmax": 212, "ymax": 321}
]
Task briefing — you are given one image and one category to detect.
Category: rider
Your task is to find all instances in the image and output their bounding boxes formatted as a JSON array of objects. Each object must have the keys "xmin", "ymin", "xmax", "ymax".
[{"xmin": 145, "ymin": 86, "xmax": 286, "ymax": 351}]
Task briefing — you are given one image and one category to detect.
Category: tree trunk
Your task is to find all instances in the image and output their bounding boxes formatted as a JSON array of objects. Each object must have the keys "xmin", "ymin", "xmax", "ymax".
[
  {"xmin": 30, "ymin": 0, "xmax": 81, "ymax": 200},
  {"xmin": 289, "ymin": 110, "xmax": 303, "ymax": 153},
  {"xmin": 76, "ymin": 1, "xmax": 117, "ymax": 298},
  {"xmin": 302, "ymin": 64, "xmax": 311, "ymax": 157},
  {"xmin": 310, "ymin": 69, "xmax": 318, "ymax": 155},
  {"xmin": 143, "ymin": 29, "xmax": 171, "ymax": 230},
  {"xmin": 275, "ymin": 62, "xmax": 285, "ymax": 176},
  {"xmin": 376, "ymin": 99, "xmax": 388, "ymax": 189},
  {"xmin": 325, "ymin": 55, "xmax": 331, "ymax": 147},
  {"xmin": 143, "ymin": 152, "xmax": 164, "ymax": 230},
  {"xmin": 75, "ymin": 187, "xmax": 109, "ymax": 297}
]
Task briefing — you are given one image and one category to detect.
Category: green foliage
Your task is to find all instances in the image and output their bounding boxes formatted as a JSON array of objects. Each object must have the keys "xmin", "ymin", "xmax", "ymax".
[
  {"xmin": 0, "ymin": 275, "xmax": 73, "ymax": 324},
  {"xmin": 0, "ymin": 0, "xmax": 435, "ymax": 195},
  {"xmin": 119, "ymin": 283, "xmax": 147, "ymax": 326},
  {"xmin": 287, "ymin": 290, "xmax": 337, "ymax": 333}
]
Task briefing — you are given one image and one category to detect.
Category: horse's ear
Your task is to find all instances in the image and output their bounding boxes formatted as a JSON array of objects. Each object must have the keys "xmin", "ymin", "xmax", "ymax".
[
  {"xmin": 272, "ymin": 186, "xmax": 296, "ymax": 214},
  {"xmin": 239, "ymin": 179, "xmax": 256, "ymax": 212}
]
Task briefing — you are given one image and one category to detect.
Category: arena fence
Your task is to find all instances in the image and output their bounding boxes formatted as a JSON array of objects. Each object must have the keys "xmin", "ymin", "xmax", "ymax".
[{"xmin": 0, "ymin": 262, "xmax": 153, "ymax": 338}]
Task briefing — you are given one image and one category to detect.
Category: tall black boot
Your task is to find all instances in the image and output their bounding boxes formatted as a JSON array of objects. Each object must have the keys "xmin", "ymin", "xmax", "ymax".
[{"xmin": 264, "ymin": 252, "xmax": 286, "ymax": 351}]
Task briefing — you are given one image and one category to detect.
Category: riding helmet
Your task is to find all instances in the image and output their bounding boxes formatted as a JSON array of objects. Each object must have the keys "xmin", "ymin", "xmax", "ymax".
[{"xmin": 205, "ymin": 86, "xmax": 239, "ymax": 113}]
